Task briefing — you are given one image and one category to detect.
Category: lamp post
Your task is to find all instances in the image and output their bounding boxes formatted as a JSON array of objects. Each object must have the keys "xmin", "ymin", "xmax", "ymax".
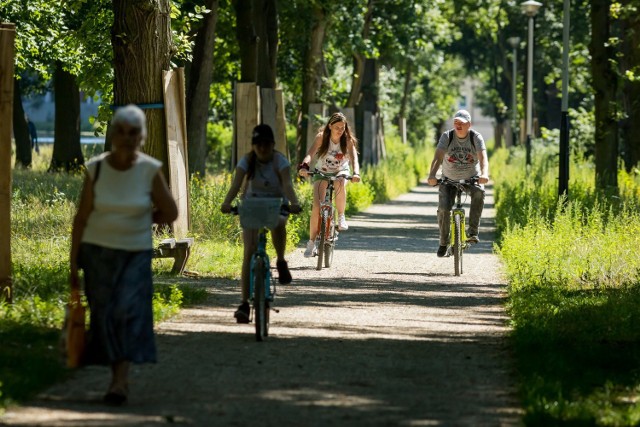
[
  {"xmin": 507, "ymin": 36, "xmax": 520, "ymax": 147},
  {"xmin": 521, "ymin": 0, "xmax": 542, "ymax": 166}
]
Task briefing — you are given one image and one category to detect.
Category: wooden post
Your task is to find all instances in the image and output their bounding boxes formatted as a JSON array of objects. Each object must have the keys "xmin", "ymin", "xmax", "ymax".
[
  {"xmin": 363, "ymin": 111, "xmax": 374, "ymax": 165},
  {"xmin": 234, "ymin": 82, "xmax": 260, "ymax": 162},
  {"xmin": 306, "ymin": 103, "xmax": 326, "ymax": 150},
  {"xmin": 261, "ymin": 87, "xmax": 287, "ymax": 157},
  {"xmin": 274, "ymin": 89, "xmax": 287, "ymax": 158},
  {"xmin": 377, "ymin": 114, "xmax": 386, "ymax": 160},
  {"xmin": 162, "ymin": 68, "xmax": 190, "ymax": 239},
  {"xmin": 0, "ymin": 23, "xmax": 16, "ymax": 303},
  {"xmin": 399, "ymin": 117, "xmax": 407, "ymax": 144},
  {"xmin": 342, "ymin": 107, "xmax": 356, "ymax": 136}
]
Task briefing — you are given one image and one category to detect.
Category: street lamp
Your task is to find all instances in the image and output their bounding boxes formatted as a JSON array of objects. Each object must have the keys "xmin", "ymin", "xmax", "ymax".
[
  {"xmin": 507, "ymin": 36, "xmax": 520, "ymax": 147},
  {"xmin": 521, "ymin": 0, "xmax": 542, "ymax": 166}
]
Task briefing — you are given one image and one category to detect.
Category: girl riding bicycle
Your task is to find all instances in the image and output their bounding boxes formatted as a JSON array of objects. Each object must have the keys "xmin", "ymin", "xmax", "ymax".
[
  {"xmin": 221, "ymin": 124, "xmax": 301, "ymax": 323},
  {"xmin": 298, "ymin": 112, "xmax": 361, "ymax": 258}
]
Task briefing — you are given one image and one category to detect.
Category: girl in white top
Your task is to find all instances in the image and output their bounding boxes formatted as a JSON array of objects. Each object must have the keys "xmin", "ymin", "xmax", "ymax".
[
  {"xmin": 221, "ymin": 124, "xmax": 302, "ymax": 323},
  {"xmin": 298, "ymin": 112, "xmax": 361, "ymax": 258}
]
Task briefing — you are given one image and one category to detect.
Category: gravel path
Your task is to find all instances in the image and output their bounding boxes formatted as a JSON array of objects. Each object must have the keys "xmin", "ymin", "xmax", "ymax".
[{"xmin": 1, "ymin": 181, "xmax": 523, "ymax": 426}]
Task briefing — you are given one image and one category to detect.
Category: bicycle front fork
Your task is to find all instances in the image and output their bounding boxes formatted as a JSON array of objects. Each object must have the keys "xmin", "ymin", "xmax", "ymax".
[{"xmin": 449, "ymin": 209, "xmax": 467, "ymax": 246}]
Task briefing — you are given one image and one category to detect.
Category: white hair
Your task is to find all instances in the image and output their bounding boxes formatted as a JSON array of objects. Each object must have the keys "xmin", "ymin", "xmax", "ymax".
[{"xmin": 111, "ymin": 104, "xmax": 148, "ymax": 142}]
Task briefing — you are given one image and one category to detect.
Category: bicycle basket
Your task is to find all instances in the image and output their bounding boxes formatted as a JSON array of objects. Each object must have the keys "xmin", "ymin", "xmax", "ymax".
[{"xmin": 238, "ymin": 197, "xmax": 283, "ymax": 229}]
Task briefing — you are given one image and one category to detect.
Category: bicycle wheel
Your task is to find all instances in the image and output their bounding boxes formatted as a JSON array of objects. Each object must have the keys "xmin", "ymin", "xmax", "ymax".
[
  {"xmin": 324, "ymin": 208, "xmax": 336, "ymax": 268},
  {"xmin": 453, "ymin": 214, "xmax": 463, "ymax": 276},
  {"xmin": 317, "ymin": 210, "xmax": 328, "ymax": 270},
  {"xmin": 253, "ymin": 257, "xmax": 268, "ymax": 341}
]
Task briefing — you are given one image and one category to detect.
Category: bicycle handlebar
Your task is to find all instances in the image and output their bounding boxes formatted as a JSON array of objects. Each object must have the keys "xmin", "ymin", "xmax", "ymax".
[
  {"xmin": 305, "ymin": 171, "xmax": 354, "ymax": 181},
  {"xmin": 436, "ymin": 176, "xmax": 479, "ymax": 186}
]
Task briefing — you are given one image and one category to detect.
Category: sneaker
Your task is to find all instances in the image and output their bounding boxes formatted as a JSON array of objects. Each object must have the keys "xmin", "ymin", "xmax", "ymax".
[
  {"xmin": 466, "ymin": 235, "xmax": 479, "ymax": 244},
  {"xmin": 437, "ymin": 245, "xmax": 448, "ymax": 257},
  {"xmin": 304, "ymin": 240, "xmax": 316, "ymax": 258},
  {"xmin": 234, "ymin": 302, "xmax": 250, "ymax": 324},
  {"xmin": 338, "ymin": 214, "xmax": 349, "ymax": 231},
  {"xmin": 276, "ymin": 260, "xmax": 292, "ymax": 284}
]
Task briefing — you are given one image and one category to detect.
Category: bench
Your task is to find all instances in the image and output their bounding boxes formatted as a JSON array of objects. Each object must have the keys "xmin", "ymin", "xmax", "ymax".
[{"xmin": 153, "ymin": 237, "xmax": 194, "ymax": 275}]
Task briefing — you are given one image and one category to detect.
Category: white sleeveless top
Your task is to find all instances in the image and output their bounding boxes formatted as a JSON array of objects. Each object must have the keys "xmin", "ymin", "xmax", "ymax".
[{"xmin": 82, "ymin": 152, "xmax": 162, "ymax": 251}]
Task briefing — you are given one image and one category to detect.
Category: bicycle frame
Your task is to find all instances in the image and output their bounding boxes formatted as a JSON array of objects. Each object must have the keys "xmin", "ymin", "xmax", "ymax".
[
  {"xmin": 450, "ymin": 192, "xmax": 468, "ymax": 250},
  {"xmin": 229, "ymin": 200, "xmax": 290, "ymax": 341},
  {"xmin": 248, "ymin": 228, "xmax": 274, "ymax": 306},
  {"xmin": 310, "ymin": 171, "xmax": 351, "ymax": 270},
  {"xmin": 438, "ymin": 177, "xmax": 478, "ymax": 276}
]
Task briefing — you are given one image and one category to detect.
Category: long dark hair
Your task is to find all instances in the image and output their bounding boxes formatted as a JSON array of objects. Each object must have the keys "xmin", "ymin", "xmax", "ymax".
[{"xmin": 316, "ymin": 112, "xmax": 358, "ymax": 158}]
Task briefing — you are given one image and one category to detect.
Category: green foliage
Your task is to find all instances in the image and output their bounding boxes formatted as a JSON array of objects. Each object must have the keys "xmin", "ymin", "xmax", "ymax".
[
  {"xmin": 152, "ymin": 284, "xmax": 184, "ymax": 321},
  {"xmin": 205, "ymin": 121, "xmax": 234, "ymax": 174}
]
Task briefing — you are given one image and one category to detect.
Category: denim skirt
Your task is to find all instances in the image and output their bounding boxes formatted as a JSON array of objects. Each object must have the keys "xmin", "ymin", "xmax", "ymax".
[{"xmin": 78, "ymin": 243, "xmax": 156, "ymax": 365}]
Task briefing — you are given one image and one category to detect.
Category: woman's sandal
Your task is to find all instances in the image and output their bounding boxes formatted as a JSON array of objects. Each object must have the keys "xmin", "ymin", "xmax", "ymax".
[{"xmin": 103, "ymin": 384, "xmax": 128, "ymax": 406}]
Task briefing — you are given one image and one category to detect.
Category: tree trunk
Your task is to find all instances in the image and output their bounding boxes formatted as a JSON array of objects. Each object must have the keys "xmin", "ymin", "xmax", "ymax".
[
  {"xmin": 234, "ymin": 0, "xmax": 257, "ymax": 83},
  {"xmin": 50, "ymin": 62, "xmax": 84, "ymax": 172},
  {"xmin": 111, "ymin": 0, "xmax": 172, "ymax": 176},
  {"xmin": 355, "ymin": 58, "xmax": 378, "ymax": 143},
  {"xmin": 186, "ymin": 0, "xmax": 219, "ymax": 177},
  {"xmin": 494, "ymin": 120, "xmax": 504, "ymax": 149},
  {"xmin": 590, "ymin": 0, "xmax": 618, "ymax": 190},
  {"xmin": 345, "ymin": 0, "xmax": 374, "ymax": 109},
  {"xmin": 12, "ymin": 79, "xmax": 31, "ymax": 168},
  {"xmin": 254, "ymin": 0, "xmax": 277, "ymax": 89},
  {"xmin": 398, "ymin": 62, "xmax": 412, "ymax": 121},
  {"xmin": 295, "ymin": 4, "xmax": 328, "ymax": 163}
]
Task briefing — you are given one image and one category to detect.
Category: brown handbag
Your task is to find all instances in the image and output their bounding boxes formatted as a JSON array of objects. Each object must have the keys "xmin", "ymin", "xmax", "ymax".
[{"xmin": 62, "ymin": 288, "xmax": 86, "ymax": 368}]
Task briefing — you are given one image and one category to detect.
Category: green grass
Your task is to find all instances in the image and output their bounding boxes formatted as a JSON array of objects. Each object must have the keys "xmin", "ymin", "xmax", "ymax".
[{"xmin": 494, "ymin": 140, "xmax": 640, "ymax": 426}]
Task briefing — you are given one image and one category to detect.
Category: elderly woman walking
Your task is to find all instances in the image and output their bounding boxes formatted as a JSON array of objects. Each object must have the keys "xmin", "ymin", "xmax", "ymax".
[{"xmin": 70, "ymin": 105, "xmax": 178, "ymax": 405}]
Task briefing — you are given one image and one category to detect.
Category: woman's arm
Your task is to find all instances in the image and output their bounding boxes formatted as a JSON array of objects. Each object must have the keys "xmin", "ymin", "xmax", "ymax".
[
  {"xmin": 349, "ymin": 141, "xmax": 361, "ymax": 182},
  {"xmin": 221, "ymin": 167, "xmax": 247, "ymax": 212},
  {"xmin": 69, "ymin": 173, "xmax": 94, "ymax": 289},
  {"xmin": 151, "ymin": 170, "xmax": 178, "ymax": 224},
  {"xmin": 299, "ymin": 133, "xmax": 323, "ymax": 175}
]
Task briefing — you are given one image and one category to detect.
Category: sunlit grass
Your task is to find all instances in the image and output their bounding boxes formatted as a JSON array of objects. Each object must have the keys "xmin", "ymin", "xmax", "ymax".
[{"xmin": 494, "ymin": 141, "xmax": 640, "ymax": 425}]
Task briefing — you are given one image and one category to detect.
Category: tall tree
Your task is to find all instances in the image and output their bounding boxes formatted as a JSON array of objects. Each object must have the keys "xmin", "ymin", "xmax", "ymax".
[
  {"xmin": 296, "ymin": 3, "xmax": 329, "ymax": 162},
  {"xmin": 590, "ymin": 0, "xmax": 618, "ymax": 189},
  {"xmin": 185, "ymin": 1, "xmax": 219, "ymax": 177},
  {"xmin": 111, "ymin": 0, "xmax": 173, "ymax": 174},
  {"xmin": 233, "ymin": 0, "xmax": 257, "ymax": 82},
  {"xmin": 254, "ymin": 0, "xmax": 278, "ymax": 89},
  {"xmin": 50, "ymin": 62, "xmax": 84, "ymax": 172},
  {"xmin": 12, "ymin": 79, "xmax": 31, "ymax": 168}
]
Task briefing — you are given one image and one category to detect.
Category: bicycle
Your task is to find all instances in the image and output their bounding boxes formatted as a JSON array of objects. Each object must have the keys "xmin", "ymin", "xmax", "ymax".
[
  {"xmin": 231, "ymin": 197, "xmax": 291, "ymax": 341},
  {"xmin": 437, "ymin": 177, "xmax": 479, "ymax": 276},
  {"xmin": 307, "ymin": 171, "xmax": 352, "ymax": 271}
]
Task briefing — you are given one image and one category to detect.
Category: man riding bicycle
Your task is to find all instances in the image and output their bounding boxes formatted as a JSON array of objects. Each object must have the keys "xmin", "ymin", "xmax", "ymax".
[{"xmin": 427, "ymin": 110, "xmax": 490, "ymax": 257}]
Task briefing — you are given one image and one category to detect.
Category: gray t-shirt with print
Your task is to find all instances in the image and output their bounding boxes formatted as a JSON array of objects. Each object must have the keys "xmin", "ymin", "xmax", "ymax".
[{"xmin": 436, "ymin": 130, "xmax": 486, "ymax": 180}]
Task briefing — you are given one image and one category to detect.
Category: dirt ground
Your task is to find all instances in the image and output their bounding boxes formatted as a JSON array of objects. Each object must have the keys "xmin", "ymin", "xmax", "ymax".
[{"xmin": 1, "ymin": 181, "xmax": 523, "ymax": 427}]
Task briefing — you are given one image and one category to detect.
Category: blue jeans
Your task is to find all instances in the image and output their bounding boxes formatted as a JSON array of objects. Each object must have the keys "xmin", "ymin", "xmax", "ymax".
[{"xmin": 437, "ymin": 183, "xmax": 485, "ymax": 246}]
